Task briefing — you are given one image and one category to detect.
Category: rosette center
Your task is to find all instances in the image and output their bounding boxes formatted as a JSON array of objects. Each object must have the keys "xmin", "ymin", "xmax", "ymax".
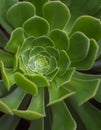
[{"xmin": 28, "ymin": 55, "xmax": 50, "ymax": 74}]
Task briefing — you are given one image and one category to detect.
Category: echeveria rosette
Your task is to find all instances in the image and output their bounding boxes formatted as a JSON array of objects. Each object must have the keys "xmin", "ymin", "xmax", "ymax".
[{"xmin": 0, "ymin": 1, "xmax": 101, "ymax": 130}]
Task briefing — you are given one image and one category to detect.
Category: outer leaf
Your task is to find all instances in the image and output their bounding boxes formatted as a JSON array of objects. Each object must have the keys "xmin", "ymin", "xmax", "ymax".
[
  {"xmin": 7, "ymin": 2, "xmax": 35, "ymax": 28},
  {"xmin": 25, "ymin": 74, "xmax": 50, "ymax": 87},
  {"xmin": 68, "ymin": 32, "xmax": 90, "ymax": 62},
  {"xmin": 0, "ymin": 29, "xmax": 8, "ymax": 47},
  {"xmin": 0, "ymin": 0, "xmax": 17, "ymax": 33},
  {"xmin": 0, "ymin": 88, "xmax": 25, "ymax": 114},
  {"xmin": 0, "ymin": 80, "xmax": 8, "ymax": 97},
  {"xmin": 5, "ymin": 27, "xmax": 25, "ymax": 53},
  {"xmin": 67, "ymin": 78, "xmax": 100, "ymax": 105},
  {"xmin": 67, "ymin": 0, "xmax": 101, "ymax": 20},
  {"xmin": 52, "ymin": 102, "xmax": 76, "ymax": 130},
  {"xmin": 70, "ymin": 16, "xmax": 101, "ymax": 41},
  {"xmin": 49, "ymin": 29, "xmax": 69, "ymax": 50},
  {"xmin": 48, "ymin": 81, "xmax": 75, "ymax": 105},
  {"xmin": 43, "ymin": 1, "xmax": 70, "ymax": 30},
  {"xmin": 70, "ymin": 98, "xmax": 101, "ymax": 130},
  {"xmin": 25, "ymin": 0, "xmax": 49, "ymax": 16},
  {"xmin": 14, "ymin": 72, "xmax": 38, "ymax": 95},
  {"xmin": 0, "ymin": 115, "xmax": 20, "ymax": 130},
  {"xmin": 72, "ymin": 39, "xmax": 98, "ymax": 70},
  {"xmin": 0, "ymin": 50, "xmax": 14, "ymax": 67},
  {"xmin": 23, "ymin": 16, "xmax": 50, "ymax": 37},
  {"xmin": 0, "ymin": 61, "xmax": 15, "ymax": 90},
  {"xmin": 72, "ymin": 72, "xmax": 101, "ymax": 102},
  {"xmin": 13, "ymin": 88, "xmax": 45, "ymax": 120},
  {"xmin": 29, "ymin": 119, "xmax": 44, "ymax": 130}
]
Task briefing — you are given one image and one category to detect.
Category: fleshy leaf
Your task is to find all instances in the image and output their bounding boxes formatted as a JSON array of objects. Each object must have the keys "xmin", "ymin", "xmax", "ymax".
[
  {"xmin": 14, "ymin": 72, "xmax": 38, "ymax": 95},
  {"xmin": 7, "ymin": 2, "xmax": 35, "ymax": 28},
  {"xmin": 70, "ymin": 16, "xmax": 101, "ymax": 41},
  {"xmin": 25, "ymin": 74, "xmax": 50, "ymax": 87},
  {"xmin": 29, "ymin": 119, "xmax": 44, "ymax": 130},
  {"xmin": 52, "ymin": 102, "xmax": 76, "ymax": 130},
  {"xmin": 70, "ymin": 98, "xmax": 101, "ymax": 130},
  {"xmin": 0, "ymin": 88, "xmax": 25, "ymax": 115},
  {"xmin": 67, "ymin": 78, "xmax": 100, "ymax": 105},
  {"xmin": 43, "ymin": 1, "xmax": 70, "ymax": 30},
  {"xmin": 72, "ymin": 72, "xmax": 101, "ymax": 102},
  {"xmin": 46, "ymin": 47, "xmax": 59, "ymax": 62},
  {"xmin": 13, "ymin": 88, "xmax": 45, "ymax": 120},
  {"xmin": 23, "ymin": 16, "xmax": 49, "ymax": 37},
  {"xmin": 21, "ymin": 36, "xmax": 35, "ymax": 53},
  {"xmin": 68, "ymin": 32, "xmax": 90, "ymax": 62},
  {"xmin": 72, "ymin": 39, "xmax": 98, "ymax": 70},
  {"xmin": 47, "ymin": 57, "xmax": 57, "ymax": 75},
  {"xmin": 5, "ymin": 27, "xmax": 24, "ymax": 53},
  {"xmin": 49, "ymin": 29, "xmax": 69, "ymax": 50},
  {"xmin": 48, "ymin": 81, "xmax": 75, "ymax": 105},
  {"xmin": 55, "ymin": 68, "xmax": 75, "ymax": 88},
  {"xmin": 0, "ymin": 50, "xmax": 14, "ymax": 67},
  {"xmin": 0, "ymin": 0, "xmax": 17, "ymax": 33},
  {"xmin": 0, "ymin": 29, "xmax": 8, "ymax": 47},
  {"xmin": 0, "ymin": 61, "xmax": 15, "ymax": 90},
  {"xmin": 0, "ymin": 115, "xmax": 20, "ymax": 130},
  {"xmin": 25, "ymin": 0, "xmax": 48, "ymax": 16},
  {"xmin": 58, "ymin": 50, "xmax": 70, "ymax": 75},
  {"xmin": 47, "ymin": 68, "xmax": 59, "ymax": 81},
  {"xmin": 0, "ymin": 80, "xmax": 8, "ymax": 97},
  {"xmin": 66, "ymin": 0, "xmax": 101, "ymax": 21},
  {"xmin": 32, "ymin": 36, "xmax": 54, "ymax": 47}
]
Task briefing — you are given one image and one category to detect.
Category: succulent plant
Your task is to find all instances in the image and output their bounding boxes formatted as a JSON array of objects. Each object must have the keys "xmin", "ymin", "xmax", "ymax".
[{"xmin": 0, "ymin": 0, "xmax": 101, "ymax": 130}]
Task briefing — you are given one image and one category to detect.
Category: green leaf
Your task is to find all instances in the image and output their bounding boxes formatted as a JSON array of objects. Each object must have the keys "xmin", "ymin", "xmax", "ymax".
[
  {"xmin": 23, "ymin": 16, "xmax": 49, "ymax": 37},
  {"xmin": 25, "ymin": 0, "xmax": 49, "ymax": 16},
  {"xmin": 0, "ymin": 61, "xmax": 15, "ymax": 90},
  {"xmin": 0, "ymin": 50, "xmax": 14, "ymax": 67},
  {"xmin": 32, "ymin": 36, "xmax": 54, "ymax": 47},
  {"xmin": 0, "ymin": 80, "xmax": 8, "ymax": 97},
  {"xmin": 67, "ymin": 0, "xmax": 101, "ymax": 21},
  {"xmin": 48, "ymin": 81, "xmax": 75, "ymax": 105},
  {"xmin": 21, "ymin": 36, "xmax": 35, "ymax": 53},
  {"xmin": 55, "ymin": 68, "xmax": 75, "ymax": 88},
  {"xmin": 0, "ymin": 115, "xmax": 20, "ymax": 130},
  {"xmin": 7, "ymin": 1, "xmax": 35, "ymax": 28},
  {"xmin": 29, "ymin": 119, "xmax": 44, "ymax": 130},
  {"xmin": 13, "ymin": 88, "xmax": 45, "ymax": 120},
  {"xmin": 0, "ymin": 29, "xmax": 8, "ymax": 47},
  {"xmin": 25, "ymin": 74, "xmax": 50, "ymax": 87},
  {"xmin": 72, "ymin": 71, "xmax": 101, "ymax": 102},
  {"xmin": 43, "ymin": 1, "xmax": 70, "ymax": 30},
  {"xmin": 70, "ymin": 16, "xmax": 101, "ymax": 41},
  {"xmin": 70, "ymin": 98, "xmax": 101, "ymax": 130},
  {"xmin": 52, "ymin": 102, "xmax": 76, "ymax": 130},
  {"xmin": 47, "ymin": 68, "xmax": 59, "ymax": 81},
  {"xmin": 58, "ymin": 50, "xmax": 70, "ymax": 75},
  {"xmin": 68, "ymin": 32, "xmax": 90, "ymax": 62},
  {"xmin": 49, "ymin": 29, "xmax": 69, "ymax": 50},
  {"xmin": 46, "ymin": 47, "xmax": 60, "ymax": 62},
  {"xmin": 0, "ymin": 88, "xmax": 25, "ymax": 115},
  {"xmin": 5, "ymin": 27, "xmax": 25, "ymax": 53},
  {"xmin": 0, "ymin": 0, "xmax": 17, "ymax": 33},
  {"xmin": 67, "ymin": 78, "xmax": 100, "ymax": 105},
  {"xmin": 14, "ymin": 72, "xmax": 38, "ymax": 95},
  {"xmin": 47, "ymin": 57, "xmax": 57, "ymax": 75},
  {"xmin": 72, "ymin": 39, "xmax": 98, "ymax": 70}
]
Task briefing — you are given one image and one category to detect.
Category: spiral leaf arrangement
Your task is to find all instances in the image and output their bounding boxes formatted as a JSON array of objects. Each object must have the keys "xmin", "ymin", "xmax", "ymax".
[{"xmin": 0, "ymin": 0, "xmax": 101, "ymax": 130}]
